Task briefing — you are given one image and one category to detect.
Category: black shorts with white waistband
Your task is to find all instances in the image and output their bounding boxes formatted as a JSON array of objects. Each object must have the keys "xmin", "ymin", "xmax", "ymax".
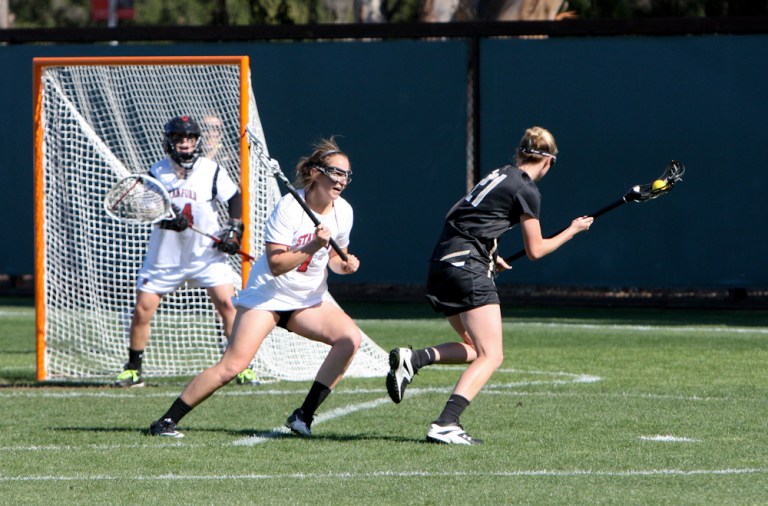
[{"xmin": 425, "ymin": 260, "xmax": 500, "ymax": 317}]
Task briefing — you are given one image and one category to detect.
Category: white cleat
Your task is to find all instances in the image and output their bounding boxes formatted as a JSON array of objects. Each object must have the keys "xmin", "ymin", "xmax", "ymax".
[
  {"xmin": 426, "ymin": 423, "xmax": 483, "ymax": 445},
  {"xmin": 386, "ymin": 348, "xmax": 416, "ymax": 404}
]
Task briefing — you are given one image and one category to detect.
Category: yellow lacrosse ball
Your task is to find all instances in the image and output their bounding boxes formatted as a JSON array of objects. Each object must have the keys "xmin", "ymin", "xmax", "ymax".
[{"xmin": 652, "ymin": 179, "xmax": 668, "ymax": 191}]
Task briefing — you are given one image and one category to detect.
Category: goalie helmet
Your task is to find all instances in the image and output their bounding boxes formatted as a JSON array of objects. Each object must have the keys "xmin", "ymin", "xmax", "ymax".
[{"xmin": 163, "ymin": 115, "xmax": 202, "ymax": 170}]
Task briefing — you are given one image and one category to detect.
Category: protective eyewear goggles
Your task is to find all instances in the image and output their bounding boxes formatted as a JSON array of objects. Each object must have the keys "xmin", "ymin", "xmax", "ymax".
[{"xmin": 316, "ymin": 165, "xmax": 353, "ymax": 184}]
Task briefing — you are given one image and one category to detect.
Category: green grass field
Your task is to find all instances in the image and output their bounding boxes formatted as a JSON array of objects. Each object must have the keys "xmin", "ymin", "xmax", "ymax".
[{"xmin": 2, "ymin": 297, "xmax": 768, "ymax": 505}]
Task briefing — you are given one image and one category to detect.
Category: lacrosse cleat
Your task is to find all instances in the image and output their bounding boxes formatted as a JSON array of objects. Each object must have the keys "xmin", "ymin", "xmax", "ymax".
[
  {"xmin": 236, "ymin": 367, "xmax": 259, "ymax": 385},
  {"xmin": 426, "ymin": 423, "xmax": 483, "ymax": 445},
  {"xmin": 114, "ymin": 367, "xmax": 144, "ymax": 388},
  {"xmin": 285, "ymin": 408, "xmax": 313, "ymax": 437},
  {"xmin": 386, "ymin": 347, "xmax": 416, "ymax": 403},
  {"xmin": 149, "ymin": 418, "xmax": 184, "ymax": 438}
]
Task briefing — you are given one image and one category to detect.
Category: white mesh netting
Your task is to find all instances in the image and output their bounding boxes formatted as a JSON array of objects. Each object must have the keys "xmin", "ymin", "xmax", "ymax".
[{"xmin": 37, "ymin": 58, "xmax": 387, "ymax": 382}]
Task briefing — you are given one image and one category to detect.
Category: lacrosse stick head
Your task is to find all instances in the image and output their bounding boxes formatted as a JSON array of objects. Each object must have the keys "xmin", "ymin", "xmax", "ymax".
[
  {"xmin": 626, "ymin": 160, "xmax": 685, "ymax": 202},
  {"xmin": 104, "ymin": 174, "xmax": 172, "ymax": 224},
  {"xmin": 244, "ymin": 126, "xmax": 282, "ymax": 177}
]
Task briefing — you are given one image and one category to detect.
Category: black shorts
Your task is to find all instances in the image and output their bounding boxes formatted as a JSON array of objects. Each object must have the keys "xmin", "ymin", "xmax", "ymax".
[
  {"xmin": 425, "ymin": 260, "xmax": 500, "ymax": 316},
  {"xmin": 275, "ymin": 310, "xmax": 294, "ymax": 330}
]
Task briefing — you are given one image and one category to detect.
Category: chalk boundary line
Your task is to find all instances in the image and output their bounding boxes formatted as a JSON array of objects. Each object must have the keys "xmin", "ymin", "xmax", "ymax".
[
  {"xmin": 2, "ymin": 468, "xmax": 767, "ymax": 482},
  {"xmin": 232, "ymin": 369, "xmax": 602, "ymax": 446},
  {"xmin": 0, "ymin": 367, "xmax": 741, "ymax": 484},
  {"xmin": 4, "ymin": 308, "xmax": 768, "ymax": 335}
]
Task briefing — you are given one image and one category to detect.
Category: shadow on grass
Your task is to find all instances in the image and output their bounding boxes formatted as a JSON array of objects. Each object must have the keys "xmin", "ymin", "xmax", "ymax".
[
  {"xmin": 0, "ymin": 378, "xmax": 204, "ymax": 389},
  {"xmin": 0, "ymin": 381, "xmax": 161, "ymax": 389},
  {"xmin": 52, "ymin": 425, "xmax": 426, "ymax": 444}
]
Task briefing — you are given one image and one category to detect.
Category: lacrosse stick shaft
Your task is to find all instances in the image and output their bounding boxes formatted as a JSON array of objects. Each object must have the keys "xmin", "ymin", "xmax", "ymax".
[
  {"xmin": 503, "ymin": 196, "xmax": 627, "ymax": 263},
  {"xmin": 188, "ymin": 224, "xmax": 255, "ymax": 262},
  {"xmin": 244, "ymin": 126, "xmax": 349, "ymax": 262},
  {"xmin": 272, "ymin": 170, "xmax": 349, "ymax": 262}
]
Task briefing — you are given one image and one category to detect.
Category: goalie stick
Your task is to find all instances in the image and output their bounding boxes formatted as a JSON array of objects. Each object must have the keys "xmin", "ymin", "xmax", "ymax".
[
  {"xmin": 244, "ymin": 126, "xmax": 349, "ymax": 262},
  {"xmin": 104, "ymin": 173, "xmax": 255, "ymax": 261},
  {"xmin": 503, "ymin": 160, "xmax": 685, "ymax": 264}
]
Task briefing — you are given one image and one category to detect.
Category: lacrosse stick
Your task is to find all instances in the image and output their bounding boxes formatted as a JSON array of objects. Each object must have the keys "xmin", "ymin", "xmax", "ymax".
[
  {"xmin": 244, "ymin": 126, "xmax": 349, "ymax": 262},
  {"xmin": 104, "ymin": 174, "xmax": 255, "ymax": 261},
  {"xmin": 504, "ymin": 160, "xmax": 685, "ymax": 263}
]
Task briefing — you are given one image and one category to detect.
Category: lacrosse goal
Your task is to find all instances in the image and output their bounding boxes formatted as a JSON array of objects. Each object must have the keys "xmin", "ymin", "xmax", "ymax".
[{"xmin": 33, "ymin": 56, "xmax": 387, "ymax": 382}]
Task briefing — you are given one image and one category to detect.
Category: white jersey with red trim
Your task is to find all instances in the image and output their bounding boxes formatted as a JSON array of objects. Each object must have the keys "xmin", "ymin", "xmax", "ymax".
[
  {"xmin": 141, "ymin": 156, "xmax": 238, "ymax": 269},
  {"xmin": 236, "ymin": 189, "xmax": 353, "ymax": 311}
]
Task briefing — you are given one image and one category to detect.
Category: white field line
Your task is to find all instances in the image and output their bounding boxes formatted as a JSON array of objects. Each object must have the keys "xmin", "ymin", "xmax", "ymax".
[
  {"xmin": 232, "ymin": 397, "xmax": 393, "ymax": 446},
  {"xmin": 4, "ymin": 310, "xmax": 768, "ymax": 335},
  {"xmin": 0, "ymin": 309, "xmax": 34, "ymax": 317},
  {"xmin": 0, "ymin": 442, "xmax": 194, "ymax": 452},
  {"xmin": 0, "ymin": 368, "xmax": 731, "ymax": 452},
  {"xmin": 1, "ymin": 319, "xmax": 758, "ymax": 483},
  {"xmin": 483, "ymin": 390, "xmax": 729, "ymax": 402},
  {"xmin": 0, "ymin": 369, "xmax": 600, "ymax": 451},
  {"xmin": 0, "ymin": 365, "xmax": 728, "ymax": 404},
  {"xmin": 2, "ymin": 468, "xmax": 767, "ymax": 482},
  {"xmin": 0, "ymin": 367, "xmax": 582, "ymax": 398},
  {"xmin": 640, "ymin": 435, "xmax": 702, "ymax": 443},
  {"xmin": 0, "ymin": 389, "xmax": 728, "ymax": 403},
  {"xmin": 230, "ymin": 370, "xmax": 603, "ymax": 447},
  {"xmin": 513, "ymin": 322, "xmax": 768, "ymax": 336},
  {"xmin": 360, "ymin": 319, "xmax": 768, "ymax": 336}
]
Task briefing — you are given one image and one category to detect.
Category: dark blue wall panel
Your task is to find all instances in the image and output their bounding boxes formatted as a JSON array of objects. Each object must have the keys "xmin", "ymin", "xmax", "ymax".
[
  {"xmin": 482, "ymin": 35, "xmax": 768, "ymax": 288},
  {"xmin": 1, "ymin": 35, "xmax": 765, "ymax": 289}
]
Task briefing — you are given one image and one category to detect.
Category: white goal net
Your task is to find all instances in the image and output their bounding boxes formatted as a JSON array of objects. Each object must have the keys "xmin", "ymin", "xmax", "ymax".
[{"xmin": 33, "ymin": 56, "xmax": 387, "ymax": 383}]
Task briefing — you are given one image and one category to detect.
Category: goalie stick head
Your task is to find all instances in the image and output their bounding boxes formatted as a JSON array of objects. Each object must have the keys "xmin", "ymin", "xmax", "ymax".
[
  {"xmin": 163, "ymin": 115, "xmax": 202, "ymax": 170},
  {"xmin": 104, "ymin": 174, "xmax": 172, "ymax": 224},
  {"xmin": 626, "ymin": 160, "xmax": 685, "ymax": 203}
]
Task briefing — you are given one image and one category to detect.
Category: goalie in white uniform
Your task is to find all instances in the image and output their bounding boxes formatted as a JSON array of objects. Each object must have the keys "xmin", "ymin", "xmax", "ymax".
[
  {"xmin": 149, "ymin": 137, "xmax": 362, "ymax": 438},
  {"xmin": 115, "ymin": 115, "xmax": 245, "ymax": 387}
]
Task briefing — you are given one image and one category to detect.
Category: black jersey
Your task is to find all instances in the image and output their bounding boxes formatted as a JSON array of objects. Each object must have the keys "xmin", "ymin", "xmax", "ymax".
[{"xmin": 431, "ymin": 165, "xmax": 541, "ymax": 271}]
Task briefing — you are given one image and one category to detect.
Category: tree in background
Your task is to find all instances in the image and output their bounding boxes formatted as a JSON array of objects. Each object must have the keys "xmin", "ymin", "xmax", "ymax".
[
  {"xmin": 10, "ymin": 0, "xmax": 89, "ymax": 27},
  {"xmin": 5, "ymin": 0, "xmax": 768, "ymax": 28}
]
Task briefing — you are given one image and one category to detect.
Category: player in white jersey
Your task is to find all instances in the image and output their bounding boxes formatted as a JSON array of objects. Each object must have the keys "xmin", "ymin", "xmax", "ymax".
[
  {"xmin": 115, "ymin": 116, "xmax": 245, "ymax": 388},
  {"xmin": 386, "ymin": 126, "xmax": 594, "ymax": 444},
  {"xmin": 149, "ymin": 137, "xmax": 362, "ymax": 438}
]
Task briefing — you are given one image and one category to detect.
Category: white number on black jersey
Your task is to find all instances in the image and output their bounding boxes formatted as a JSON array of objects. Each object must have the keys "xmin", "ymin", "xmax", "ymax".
[{"xmin": 465, "ymin": 169, "xmax": 508, "ymax": 207}]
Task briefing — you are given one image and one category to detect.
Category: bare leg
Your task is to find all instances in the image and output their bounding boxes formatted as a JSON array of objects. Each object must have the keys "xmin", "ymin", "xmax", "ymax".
[
  {"xmin": 449, "ymin": 304, "xmax": 504, "ymax": 402},
  {"xmin": 206, "ymin": 284, "xmax": 236, "ymax": 339},
  {"xmin": 428, "ymin": 315, "xmax": 479, "ymax": 363},
  {"xmin": 288, "ymin": 300, "xmax": 362, "ymax": 389},
  {"xmin": 424, "ymin": 304, "xmax": 503, "ymax": 444},
  {"xmin": 180, "ymin": 307, "xmax": 276, "ymax": 407},
  {"xmin": 129, "ymin": 291, "xmax": 162, "ymax": 351}
]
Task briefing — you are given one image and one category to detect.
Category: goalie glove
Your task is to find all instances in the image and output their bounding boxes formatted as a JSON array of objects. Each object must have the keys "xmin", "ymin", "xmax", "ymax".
[
  {"xmin": 214, "ymin": 219, "xmax": 244, "ymax": 255},
  {"xmin": 158, "ymin": 204, "xmax": 189, "ymax": 232}
]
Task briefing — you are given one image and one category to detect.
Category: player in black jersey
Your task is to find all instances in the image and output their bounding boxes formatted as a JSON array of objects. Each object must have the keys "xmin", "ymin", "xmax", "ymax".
[{"xmin": 386, "ymin": 126, "xmax": 594, "ymax": 444}]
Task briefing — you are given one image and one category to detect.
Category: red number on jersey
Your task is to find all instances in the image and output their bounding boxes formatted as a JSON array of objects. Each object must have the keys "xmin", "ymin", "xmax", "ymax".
[
  {"xmin": 297, "ymin": 255, "xmax": 313, "ymax": 272},
  {"xmin": 181, "ymin": 203, "xmax": 194, "ymax": 226}
]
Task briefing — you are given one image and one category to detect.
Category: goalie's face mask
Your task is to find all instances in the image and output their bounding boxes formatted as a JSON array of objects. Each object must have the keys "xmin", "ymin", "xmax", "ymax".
[{"xmin": 163, "ymin": 116, "xmax": 202, "ymax": 170}]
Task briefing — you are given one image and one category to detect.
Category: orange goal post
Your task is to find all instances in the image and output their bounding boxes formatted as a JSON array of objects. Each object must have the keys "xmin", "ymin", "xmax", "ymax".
[{"xmin": 33, "ymin": 56, "xmax": 386, "ymax": 383}]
